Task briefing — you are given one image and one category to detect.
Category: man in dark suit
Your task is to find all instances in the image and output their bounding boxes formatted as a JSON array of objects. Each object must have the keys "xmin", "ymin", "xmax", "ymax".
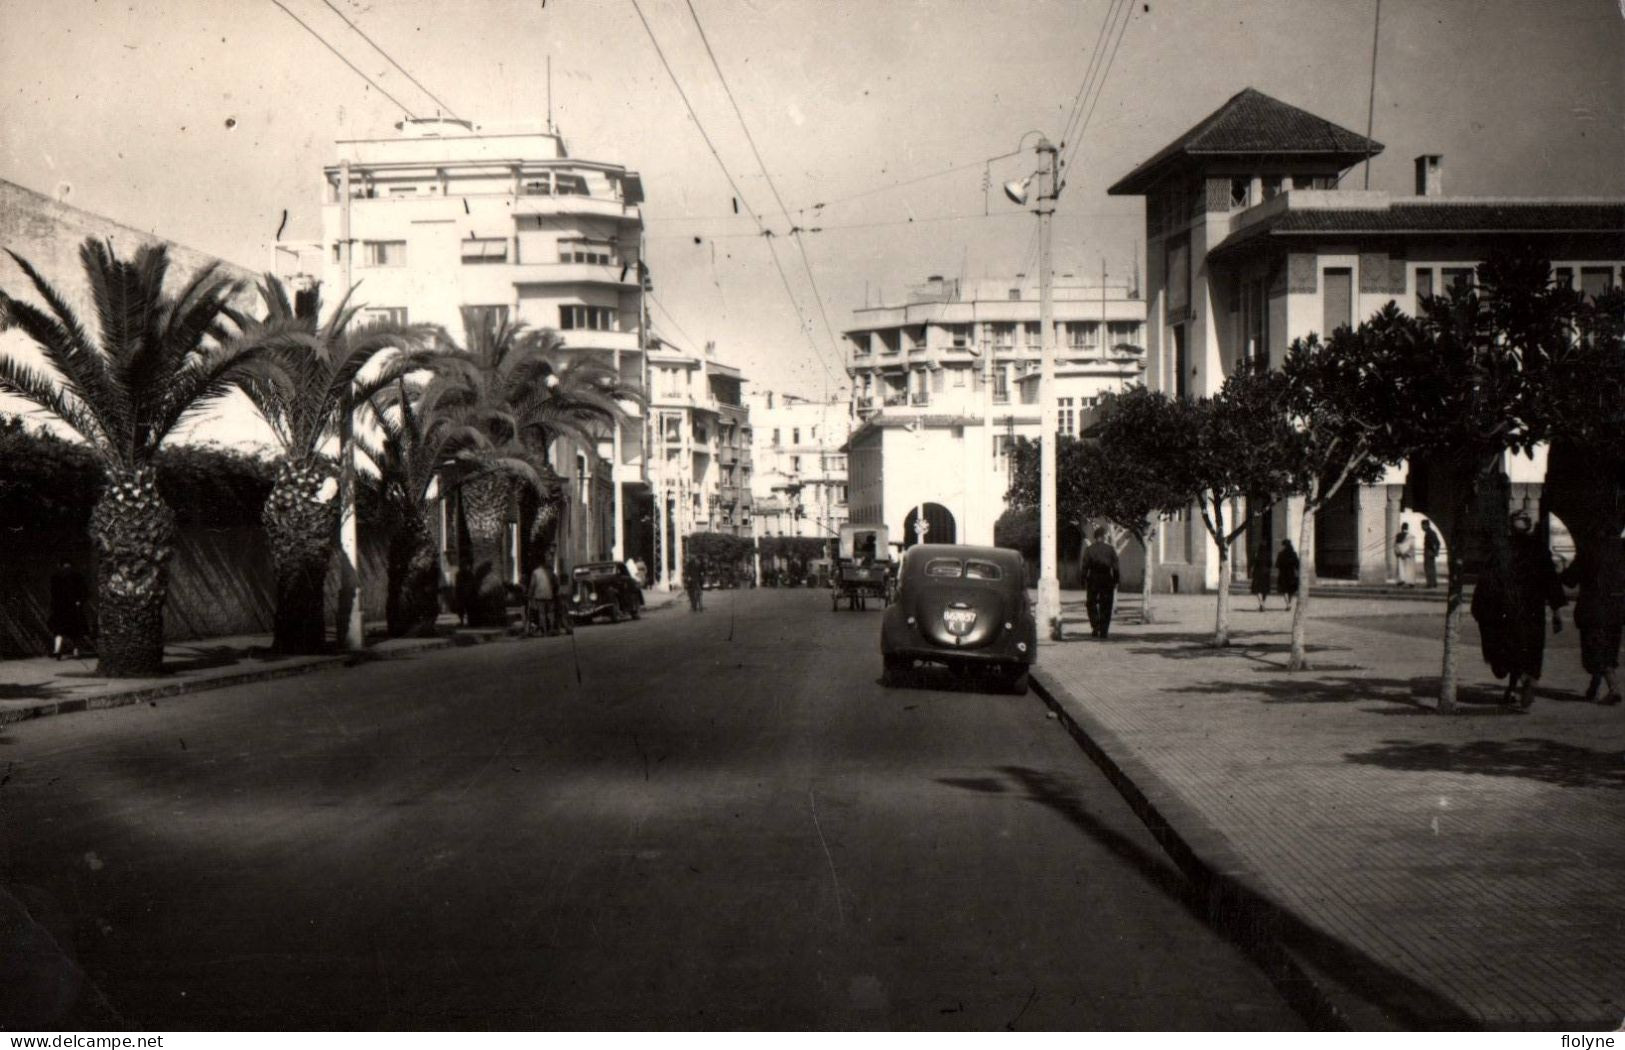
[{"xmin": 1081, "ymin": 527, "xmax": 1121, "ymax": 639}]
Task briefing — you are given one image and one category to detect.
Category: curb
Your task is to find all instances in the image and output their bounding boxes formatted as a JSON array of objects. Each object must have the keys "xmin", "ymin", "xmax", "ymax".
[
  {"xmin": 1028, "ymin": 664, "xmax": 1481, "ymax": 1032},
  {"xmin": 0, "ymin": 627, "xmax": 532, "ymax": 727}
]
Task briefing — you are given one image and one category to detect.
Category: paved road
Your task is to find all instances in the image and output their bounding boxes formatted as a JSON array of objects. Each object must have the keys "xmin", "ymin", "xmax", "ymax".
[{"xmin": 1, "ymin": 589, "xmax": 1303, "ymax": 1030}]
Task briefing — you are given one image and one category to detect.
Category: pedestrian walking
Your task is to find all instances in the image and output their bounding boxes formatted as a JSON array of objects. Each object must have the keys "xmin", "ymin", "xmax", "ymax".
[
  {"xmin": 1421, "ymin": 520, "xmax": 1441, "ymax": 589},
  {"xmin": 1275, "ymin": 540, "xmax": 1301, "ymax": 611},
  {"xmin": 1470, "ymin": 511, "xmax": 1566, "ymax": 709},
  {"xmin": 1080, "ymin": 527, "xmax": 1120, "ymax": 638},
  {"xmin": 1558, "ymin": 534, "xmax": 1623, "ymax": 706},
  {"xmin": 525, "ymin": 561, "xmax": 555, "ymax": 636},
  {"xmin": 685, "ymin": 556, "xmax": 704, "ymax": 612},
  {"xmin": 633, "ymin": 557, "xmax": 648, "ymax": 588},
  {"xmin": 1394, "ymin": 522, "xmax": 1417, "ymax": 587},
  {"xmin": 47, "ymin": 558, "xmax": 89, "ymax": 660},
  {"xmin": 1249, "ymin": 545, "xmax": 1272, "ymax": 611}
]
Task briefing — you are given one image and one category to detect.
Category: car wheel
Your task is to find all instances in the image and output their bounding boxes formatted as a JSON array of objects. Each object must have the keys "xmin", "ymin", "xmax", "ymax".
[
  {"xmin": 881, "ymin": 653, "xmax": 910, "ymax": 688},
  {"xmin": 630, "ymin": 597, "xmax": 641, "ymax": 620},
  {"xmin": 609, "ymin": 602, "xmax": 624, "ymax": 624}
]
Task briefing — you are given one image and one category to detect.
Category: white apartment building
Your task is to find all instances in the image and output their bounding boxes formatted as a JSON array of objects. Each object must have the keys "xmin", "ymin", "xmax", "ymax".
[
  {"xmin": 646, "ymin": 340, "xmax": 753, "ymax": 587},
  {"xmin": 844, "ymin": 274, "xmax": 1147, "ymax": 549},
  {"xmin": 319, "ymin": 117, "xmax": 650, "ymax": 572},
  {"xmin": 746, "ymin": 391, "xmax": 851, "ymax": 540}
]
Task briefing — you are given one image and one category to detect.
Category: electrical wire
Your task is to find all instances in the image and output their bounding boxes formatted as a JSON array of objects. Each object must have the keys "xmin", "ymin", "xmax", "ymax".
[
  {"xmin": 1062, "ymin": 0, "xmax": 1134, "ymax": 184},
  {"xmin": 1057, "ymin": 0, "xmax": 1125, "ymax": 155},
  {"xmin": 629, "ymin": 0, "xmax": 842, "ymax": 395},
  {"xmin": 317, "ymin": 0, "xmax": 463, "ymax": 121},
  {"xmin": 266, "ymin": 0, "xmax": 417, "ymax": 117},
  {"xmin": 681, "ymin": 0, "xmax": 845, "ymax": 385}
]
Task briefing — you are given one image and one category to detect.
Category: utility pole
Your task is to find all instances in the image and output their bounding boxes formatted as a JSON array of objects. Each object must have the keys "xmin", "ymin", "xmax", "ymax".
[
  {"xmin": 337, "ymin": 159, "xmax": 365, "ymax": 651},
  {"xmin": 1036, "ymin": 138, "xmax": 1061, "ymax": 637}
]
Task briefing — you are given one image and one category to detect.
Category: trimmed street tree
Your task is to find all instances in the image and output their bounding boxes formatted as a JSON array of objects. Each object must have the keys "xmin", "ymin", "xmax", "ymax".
[
  {"xmin": 1278, "ymin": 308, "xmax": 1412, "ymax": 670},
  {"xmin": 1392, "ymin": 256, "xmax": 1578, "ymax": 712},
  {"xmin": 1187, "ymin": 364, "xmax": 1300, "ymax": 647},
  {"xmin": 237, "ymin": 276, "xmax": 439, "ymax": 653},
  {"xmin": 0, "ymin": 239, "xmax": 289, "ymax": 675}
]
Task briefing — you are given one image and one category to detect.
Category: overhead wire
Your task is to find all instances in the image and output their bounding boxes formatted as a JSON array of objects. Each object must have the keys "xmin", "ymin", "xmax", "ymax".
[
  {"xmin": 1061, "ymin": 0, "xmax": 1135, "ymax": 186},
  {"xmin": 317, "ymin": 0, "xmax": 463, "ymax": 121},
  {"xmin": 267, "ymin": 0, "xmax": 418, "ymax": 116},
  {"xmin": 681, "ymin": 0, "xmax": 845, "ymax": 391},
  {"xmin": 1057, "ymin": 0, "xmax": 1125, "ymax": 156},
  {"xmin": 628, "ymin": 0, "xmax": 842, "ymax": 396}
]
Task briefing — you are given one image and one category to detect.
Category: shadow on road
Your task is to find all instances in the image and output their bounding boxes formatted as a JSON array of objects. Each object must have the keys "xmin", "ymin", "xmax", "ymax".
[{"xmin": 1344, "ymin": 737, "xmax": 1625, "ymax": 790}]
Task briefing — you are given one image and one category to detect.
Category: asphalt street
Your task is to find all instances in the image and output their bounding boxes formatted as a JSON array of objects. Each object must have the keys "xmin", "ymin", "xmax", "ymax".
[{"xmin": 1, "ymin": 589, "xmax": 1304, "ymax": 1030}]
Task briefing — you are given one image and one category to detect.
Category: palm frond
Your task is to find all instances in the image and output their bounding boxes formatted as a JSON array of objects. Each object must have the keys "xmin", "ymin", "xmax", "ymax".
[
  {"xmin": 152, "ymin": 345, "xmax": 284, "ymax": 449},
  {"xmin": 0, "ymin": 356, "xmax": 107, "ymax": 450}
]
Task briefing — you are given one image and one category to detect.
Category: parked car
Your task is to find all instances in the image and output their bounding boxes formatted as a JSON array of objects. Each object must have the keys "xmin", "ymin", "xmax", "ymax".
[
  {"xmin": 880, "ymin": 544, "xmax": 1037, "ymax": 693},
  {"xmin": 568, "ymin": 562, "xmax": 644, "ymax": 624}
]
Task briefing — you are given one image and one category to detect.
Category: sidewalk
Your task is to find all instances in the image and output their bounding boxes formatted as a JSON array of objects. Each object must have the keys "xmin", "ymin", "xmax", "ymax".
[
  {"xmin": 0, "ymin": 588, "xmax": 683, "ymax": 726},
  {"xmin": 1032, "ymin": 592, "xmax": 1625, "ymax": 1030}
]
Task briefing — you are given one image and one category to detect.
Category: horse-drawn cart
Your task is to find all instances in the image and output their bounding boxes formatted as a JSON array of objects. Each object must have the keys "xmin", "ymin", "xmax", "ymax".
[{"xmin": 831, "ymin": 524, "xmax": 895, "ymax": 611}]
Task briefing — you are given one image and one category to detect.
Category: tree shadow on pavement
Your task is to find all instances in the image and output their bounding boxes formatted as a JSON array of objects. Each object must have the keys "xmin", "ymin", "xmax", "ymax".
[
  {"xmin": 1159, "ymin": 673, "xmax": 1433, "ymax": 709},
  {"xmin": 160, "ymin": 645, "xmax": 277, "ymax": 674},
  {"xmin": 1344, "ymin": 737, "xmax": 1625, "ymax": 789},
  {"xmin": 0, "ymin": 682, "xmax": 73, "ymax": 702}
]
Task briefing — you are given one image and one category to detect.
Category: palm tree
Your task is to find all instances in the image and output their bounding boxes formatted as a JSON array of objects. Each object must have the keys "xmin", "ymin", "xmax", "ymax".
[
  {"xmin": 235, "ymin": 276, "xmax": 440, "ymax": 653},
  {"xmin": 364, "ymin": 380, "xmax": 541, "ymax": 637},
  {"xmin": 429, "ymin": 311, "xmax": 642, "ymax": 626},
  {"xmin": 0, "ymin": 239, "xmax": 290, "ymax": 676}
]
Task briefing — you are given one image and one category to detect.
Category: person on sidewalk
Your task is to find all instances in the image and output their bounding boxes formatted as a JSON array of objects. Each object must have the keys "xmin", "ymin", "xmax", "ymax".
[
  {"xmin": 524, "ymin": 561, "xmax": 555, "ymax": 636},
  {"xmin": 1421, "ymin": 520, "xmax": 1441, "ymax": 589},
  {"xmin": 1275, "ymin": 539, "xmax": 1301, "ymax": 611},
  {"xmin": 1249, "ymin": 545, "xmax": 1272, "ymax": 611},
  {"xmin": 1558, "ymin": 534, "xmax": 1623, "ymax": 706},
  {"xmin": 46, "ymin": 558, "xmax": 89, "ymax": 660},
  {"xmin": 1394, "ymin": 522, "xmax": 1416, "ymax": 587},
  {"xmin": 685, "ymin": 556, "xmax": 704, "ymax": 612},
  {"xmin": 1081, "ymin": 527, "xmax": 1120, "ymax": 638},
  {"xmin": 1471, "ymin": 511, "xmax": 1566, "ymax": 709}
]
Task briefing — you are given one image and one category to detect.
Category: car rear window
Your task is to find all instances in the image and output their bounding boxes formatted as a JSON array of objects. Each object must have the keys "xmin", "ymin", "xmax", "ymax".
[
  {"xmin": 924, "ymin": 558, "xmax": 963, "ymax": 578},
  {"xmin": 964, "ymin": 560, "xmax": 1002, "ymax": 580}
]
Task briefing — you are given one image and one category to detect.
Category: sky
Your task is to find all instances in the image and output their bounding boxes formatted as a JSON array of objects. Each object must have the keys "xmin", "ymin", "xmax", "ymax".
[{"xmin": 3, "ymin": 0, "xmax": 1623, "ymax": 405}]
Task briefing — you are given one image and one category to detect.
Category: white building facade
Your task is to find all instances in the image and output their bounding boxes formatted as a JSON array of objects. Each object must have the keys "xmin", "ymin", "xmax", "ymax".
[
  {"xmin": 746, "ymin": 391, "xmax": 851, "ymax": 541},
  {"xmin": 318, "ymin": 117, "xmax": 651, "ymax": 572},
  {"xmin": 843, "ymin": 274, "xmax": 1147, "ymax": 549}
]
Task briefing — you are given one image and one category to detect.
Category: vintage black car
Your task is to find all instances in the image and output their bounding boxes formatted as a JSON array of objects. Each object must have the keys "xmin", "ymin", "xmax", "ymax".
[
  {"xmin": 879, "ymin": 544, "xmax": 1037, "ymax": 693},
  {"xmin": 568, "ymin": 562, "xmax": 644, "ymax": 624}
]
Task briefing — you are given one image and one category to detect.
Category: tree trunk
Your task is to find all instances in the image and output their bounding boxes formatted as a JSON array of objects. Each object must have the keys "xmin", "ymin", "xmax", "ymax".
[
  {"xmin": 1288, "ymin": 500, "xmax": 1315, "ymax": 671},
  {"xmin": 1140, "ymin": 524, "xmax": 1155, "ymax": 625},
  {"xmin": 459, "ymin": 473, "xmax": 512, "ymax": 628},
  {"xmin": 385, "ymin": 508, "xmax": 440, "ymax": 638},
  {"xmin": 89, "ymin": 465, "xmax": 176, "ymax": 677},
  {"xmin": 1214, "ymin": 547, "xmax": 1233, "ymax": 647},
  {"xmin": 1439, "ymin": 543, "xmax": 1466, "ymax": 713},
  {"xmin": 262, "ymin": 458, "xmax": 340, "ymax": 654}
]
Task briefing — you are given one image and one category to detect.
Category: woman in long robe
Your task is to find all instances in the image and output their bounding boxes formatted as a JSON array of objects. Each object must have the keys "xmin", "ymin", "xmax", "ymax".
[{"xmin": 1471, "ymin": 513, "xmax": 1566, "ymax": 708}]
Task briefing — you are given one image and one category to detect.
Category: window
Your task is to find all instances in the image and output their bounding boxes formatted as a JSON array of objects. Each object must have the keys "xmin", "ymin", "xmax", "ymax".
[
  {"xmin": 1554, "ymin": 267, "xmax": 1574, "ymax": 288},
  {"xmin": 993, "ymin": 368, "xmax": 1009, "ymax": 403},
  {"xmin": 792, "ymin": 428, "xmax": 801, "ymax": 445},
  {"xmin": 953, "ymin": 368, "xmax": 966, "ymax": 388},
  {"xmin": 559, "ymin": 305, "xmax": 616, "ymax": 331},
  {"xmin": 554, "ymin": 172, "xmax": 589, "ymax": 196},
  {"xmin": 964, "ymin": 560, "xmax": 1002, "ymax": 580},
  {"xmin": 662, "ymin": 414, "xmax": 683, "ymax": 443},
  {"xmin": 361, "ymin": 307, "xmax": 408, "ymax": 326},
  {"xmin": 389, "ymin": 184, "xmax": 419, "ymax": 197},
  {"xmin": 1261, "ymin": 175, "xmax": 1284, "ymax": 200},
  {"xmin": 362, "ymin": 240, "xmax": 406, "ymax": 267},
  {"xmin": 991, "ymin": 323, "xmax": 1016, "ymax": 349},
  {"xmin": 331, "ymin": 243, "xmax": 341, "ymax": 263},
  {"xmin": 772, "ymin": 428, "xmax": 781, "ymax": 446},
  {"xmin": 1580, "ymin": 267, "xmax": 1615, "ymax": 299},
  {"xmin": 993, "ymin": 433, "xmax": 1014, "ymax": 463},
  {"xmin": 925, "ymin": 558, "xmax": 963, "ymax": 578},
  {"xmin": 1292, "ymin": 174, "xmax": 1336, "ymax": 191},
  {"xmin": 1415, "ymin": 268, "xmax": 1434, "ymax": 300},
  {"xmin": 1065, "ymin": 322, "xmax": 1099, "ymax": 349},
  {"xmin": 461, "ymin": 237, "xmax": 508, "ymax": 264},
  {"xmin": 463, "ymin": 304, "xmax": 509, "ymax": 333},
  {"xmin": 1229, "ymin": 177, "xmax": 1251, "ymax": 209},
  {"xmin": 949, "ymin": 324, "xmax": 973, "ymax": 350},
  {"xmin": 1024, "ymin": 321, "xmax": 1042, "ymax": 347},
  {"xmin": 559, "ymin": 239, "xmax": 616, "ymax": 265},
  {"xmin": 520, "ymin": 175, "xmax": 551, "ymax": 196},
  {"xmin": 1058, "ymin": 397, "xmax": 1075, "ymax": 437},
  {"xmin": 1323, "ymin": 268, "xmax": 1353, "ymax": 335},
  {"xmin": 1443, "ymin": 267, "xmax": 1474, "ymax": 293}
]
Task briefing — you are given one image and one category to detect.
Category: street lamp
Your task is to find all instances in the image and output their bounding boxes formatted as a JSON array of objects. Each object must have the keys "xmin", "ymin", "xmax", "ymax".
[{"xmin": 1007, "ymin": 136, "xmax": 1062, "ymax": 636}]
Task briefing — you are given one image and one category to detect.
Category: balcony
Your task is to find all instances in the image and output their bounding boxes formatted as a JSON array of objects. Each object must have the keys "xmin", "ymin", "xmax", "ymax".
[
  {"xmin": 909, "ymin": 392, "xmax": 930, "ymax": 406},
  {"xmin": 882, "ymin": 393, "xmax": 909, "ymax": 407},
  {"xmin": 512, "ymin": 193, "xmax": 641, "ymax": 224},
  {"xmin": 514, "ymin": 261, "xmax": 639, "ymax": 287}
]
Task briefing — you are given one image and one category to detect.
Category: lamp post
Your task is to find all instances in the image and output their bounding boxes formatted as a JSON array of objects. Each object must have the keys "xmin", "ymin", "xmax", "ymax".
[
  {"xmin": 336, "ymin": 158, "xmax": 365, "ymax": 651},
  {"xmin": 1006, "ymin": 137, "xmax": 1061, "ymax": 636}
]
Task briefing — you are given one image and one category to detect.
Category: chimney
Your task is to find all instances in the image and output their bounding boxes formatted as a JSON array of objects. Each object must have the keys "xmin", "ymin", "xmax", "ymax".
[{"xmin": 1414, "ymin": 155, "xmax": 1443, "ymax": 197}]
